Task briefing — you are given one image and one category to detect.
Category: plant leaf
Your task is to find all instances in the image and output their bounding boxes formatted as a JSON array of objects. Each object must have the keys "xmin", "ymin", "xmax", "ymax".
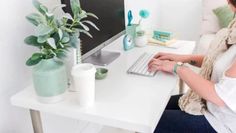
[
  {"xmin": 80, "ymin": 30, "xmax": 93, "ymax": 38},
  {"xmin": 78, "ymin": 10, "xmax": 87, "ymax": 19},
  {"xmin": 35, "ymin": 24, "xmax": 53, "ymax": 36},
  {"xmin": 32, "ymin": 0, "xmax": 48, "ymax": 15},
  {"xmin": 58, "ymin": 29, "xmax": 63, "ymax": 40},
  {"xmin": 63, "ymin": 27, "xmax": 73, "ymax": 33},
  {"xmin": 85, "ymin": 12, "xmax": 99, "ymax": 19},
  {"xmin": 26, "ymin": 58, "xmax": 42, "ymax": 66},
  {"xmin": 45, "ymin": 12, "xmax": 53, "ymax": 17},
  {"xmin": 59, "ymin": 42, "xmax": 65, "ymax": 48},
  {"xmin": 60, "ymin": 30, "xmax": 70, "ymax": 44},
  {"xmin": 49, "ymin": 49, "xmax": 57, "ymax": 56},
  {"xmin": 47, "ymin": 38, "xmax": 57, "ymax": 49},
  {"xmin": 26, "ymin": 53, "xmax": 43, "ymax": 66},
  {"xmin": 39, "ymin": 4, "xmax": 48, "ymax": 14},
  {"xmin": 62, "ymin": 13, "xmax": 73, "ymax": 20},
  {"xmin": 31, "ymin": 53, "xmax": 43, "ymax": 60},
  {"xmin": 70, "ymin": 0, "xmax": 81, "ymax": 17},
  {"xmin": 62, "ymin": 30, "xmax": 70, "ymax": 38},
  {"xmin": 37, "ymin": 35, "xmax": 48, "ymax": 43},
  {"xmin": 41, "ymin": 48, "xmax": 55, "ymax": 59},
  {"xmin": 56, "ymin": 19, "xmax": 63, "ymax": 27},
  {"xmin": 24, "ymin": 35, "xmax": 43, "ymax": 47},
  {"xmin": 78, "ymin": 22, "xmax": 89, "ymax": 31},
  {"xmin": 61, "ymin": 37, "xmax": 70, "ymax": 43},
  {"xmin": 82, "ymin": 20, "xmax": 99, "ymax": 31},
  {"xmin": 69, "ymin": 34, "xmax": 79, "ymax": 48},
  {"xmin": 26, "ymin": 13, "xmax": 45, "ymax": 26},
  {"xmin": 55, "ymin": 49, "xmax": 67, "ymax": 59}
]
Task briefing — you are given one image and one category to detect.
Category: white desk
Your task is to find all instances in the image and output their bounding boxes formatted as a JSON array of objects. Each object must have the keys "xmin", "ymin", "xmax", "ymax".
[{"xmin": 11, "ymin": 37, "xmax": 195, "ymax": 133}]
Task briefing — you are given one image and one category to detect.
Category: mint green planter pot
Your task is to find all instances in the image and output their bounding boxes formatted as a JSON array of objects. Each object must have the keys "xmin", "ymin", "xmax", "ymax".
[{"xmin": 32, "ymin": 59, "xmax": 68, "ymax": 104}]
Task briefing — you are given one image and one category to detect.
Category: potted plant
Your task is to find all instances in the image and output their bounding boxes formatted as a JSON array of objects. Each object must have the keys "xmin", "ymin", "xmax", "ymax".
[
  {"xmin": 25, "ymin": 0, "xmax": 99, "ymax": 103},
  {"xmin": 126, "ymin": 9, "xmax": 150, "ymax": 40},
  {"xmin": 133, "ymin": 10, "xmax": 150, "ymax": 47}
]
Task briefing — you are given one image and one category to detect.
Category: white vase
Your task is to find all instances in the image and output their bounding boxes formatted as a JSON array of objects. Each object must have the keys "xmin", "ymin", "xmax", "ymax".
[
  {"xmin": 135, "ymin": 35, "xmax": 148, "ymax": 47},
  {"xmin": 71, "ymin": 63, "xmax": 96, "ymax": 107}
]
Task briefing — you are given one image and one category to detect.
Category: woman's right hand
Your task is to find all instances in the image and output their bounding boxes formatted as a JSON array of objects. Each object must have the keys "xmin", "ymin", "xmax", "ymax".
[{"xmin": 153, "ymin": 52, "xmax": 189, "ymax": 63}]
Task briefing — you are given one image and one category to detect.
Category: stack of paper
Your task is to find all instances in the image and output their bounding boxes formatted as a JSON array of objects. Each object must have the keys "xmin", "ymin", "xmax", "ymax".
[{"xmin": 148, "ymin": 37, "xmax": 177, "ymax": 46}]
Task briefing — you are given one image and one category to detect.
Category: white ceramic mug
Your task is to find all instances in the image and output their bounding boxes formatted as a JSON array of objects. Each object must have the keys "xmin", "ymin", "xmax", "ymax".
[
  {"xmin": 135, "ymin": 35, "xmax": 148, "ymax": 47},
  {"xmin": 71, "ymin": 63, "xmax": 96, "ymax": 107}
]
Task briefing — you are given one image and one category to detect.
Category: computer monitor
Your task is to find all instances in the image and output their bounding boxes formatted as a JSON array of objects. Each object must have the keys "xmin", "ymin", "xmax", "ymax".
[{"xmin": 61, "ymin": 0, "xmax": 125, "ymax": 66}]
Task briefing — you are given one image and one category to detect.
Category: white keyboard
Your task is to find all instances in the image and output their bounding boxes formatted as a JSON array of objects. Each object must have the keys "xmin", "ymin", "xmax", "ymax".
[{"xmin": 127, "ymin": 53, "xmax": 157, "ymax": 77}]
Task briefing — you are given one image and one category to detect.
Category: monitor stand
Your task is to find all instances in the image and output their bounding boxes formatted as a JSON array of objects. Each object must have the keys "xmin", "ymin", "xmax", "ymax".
[{"xmin": 83, "ymin": 50, "xmax": 120, "ymax": 66}]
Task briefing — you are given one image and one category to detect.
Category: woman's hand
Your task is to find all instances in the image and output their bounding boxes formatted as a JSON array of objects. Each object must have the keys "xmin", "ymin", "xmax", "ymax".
[
  {"xmin": 148, "ymin": 59, "xmax": 176, "ymax": 74},
  {"xmin": 153, "ymin": 52, "xmax": 205, "ymax": 67},
  {"xmin": 154, "ymin": 52, "xmax": 189, "ymax": 62}
]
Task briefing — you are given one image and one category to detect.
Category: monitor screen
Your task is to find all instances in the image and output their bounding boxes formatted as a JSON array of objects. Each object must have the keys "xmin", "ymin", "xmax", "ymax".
[{"xmin": 61, "ymin": 0, "xmax": 125, "ymax": 55}]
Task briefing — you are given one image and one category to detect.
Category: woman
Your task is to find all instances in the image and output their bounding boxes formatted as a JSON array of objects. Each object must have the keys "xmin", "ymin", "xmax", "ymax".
[{"xmin": 148, "ymin": 0, "xmax": 236, "ymax": 132}]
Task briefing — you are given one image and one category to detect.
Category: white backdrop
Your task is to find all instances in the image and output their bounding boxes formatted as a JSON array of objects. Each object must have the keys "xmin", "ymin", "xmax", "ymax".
[
  {"xmin": 0, "ymin": 0, "xmax": 202, "ymax": 133},
  {"xmin": 125, "ymin": 0, "xmax": 202, "ymax": 41}
]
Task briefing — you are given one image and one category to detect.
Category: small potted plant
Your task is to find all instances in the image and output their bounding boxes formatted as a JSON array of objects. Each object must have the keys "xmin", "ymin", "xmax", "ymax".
[
  {"xmin": 25, "ymin": 0, "xmax": 99, "ymax": 103},
  {"xmin": 134, "ymin": 10, "xmax": 150, "ymax": 47},
  {"xmin": 126, "ymin": 9, "xmax": 150, "ymax": 40}
]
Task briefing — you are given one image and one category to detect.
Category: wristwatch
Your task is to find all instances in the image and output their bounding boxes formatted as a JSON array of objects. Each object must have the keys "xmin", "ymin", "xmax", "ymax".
[{"xmin": 173, "ymin": 62, "xmax": 184, "ymax": 74}]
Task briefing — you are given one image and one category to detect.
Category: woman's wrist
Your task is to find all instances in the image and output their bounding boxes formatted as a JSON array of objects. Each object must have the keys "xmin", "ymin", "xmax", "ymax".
[
  {"xmin": 173, "ymin": 62, "xmax": 184, "ymax": 74},
  {"xmin": 176, "ymin": 65, "xmax": 188, "ymax": 75}
]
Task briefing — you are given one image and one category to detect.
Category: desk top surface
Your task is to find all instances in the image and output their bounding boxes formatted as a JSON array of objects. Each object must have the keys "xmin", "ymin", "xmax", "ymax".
[{"xmin": 11, "ymin": 37, "xmax": 195, "ymax": 133}]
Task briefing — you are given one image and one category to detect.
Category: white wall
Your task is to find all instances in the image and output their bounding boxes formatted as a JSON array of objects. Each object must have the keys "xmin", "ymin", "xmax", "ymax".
[
  {"xmin": 0, "ymin": 0, "xmax": 104, "ymax": 132},
  {"xmin": 158, "ymin": 0, "xmax": 202, "ymax": 41},
  {"xmin": 0, "ymin": 0, "xmax": 201, "ymax": 133},
  {"xmin": 0, "ymin": 0, "xmax": 90, "ymax": 133},
  {"xmin": 125, "ymin": 0, "xmax": 161, "ymax": 32},
  {"xmin": 125, "ymin": 0, "xmax": 202, "ymax": 41},
  {"xmin": 0, "ymin": 0, "xmax": 35, "ymax": 132}
]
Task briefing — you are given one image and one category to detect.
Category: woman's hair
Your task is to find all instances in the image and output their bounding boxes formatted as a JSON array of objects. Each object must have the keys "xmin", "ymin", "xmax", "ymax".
[{"xmin": 229, "ymin": 0, "xmax": 236, "ymax": 7}]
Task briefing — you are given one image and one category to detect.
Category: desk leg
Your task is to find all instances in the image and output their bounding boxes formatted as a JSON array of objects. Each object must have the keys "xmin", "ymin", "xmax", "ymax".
[
  {"xmin": 179, "ymin": 79, "xmax": 184, "ymax": 94},
  {"xmin": 30, "ymin": 109, "xmax": 43, "ymax": 133}
]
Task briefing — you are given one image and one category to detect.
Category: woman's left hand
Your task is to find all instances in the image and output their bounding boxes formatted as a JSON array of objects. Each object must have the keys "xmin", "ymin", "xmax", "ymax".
[{"xmin": 148, "ymin": 59, "xmax": 176, "ymax": 74}]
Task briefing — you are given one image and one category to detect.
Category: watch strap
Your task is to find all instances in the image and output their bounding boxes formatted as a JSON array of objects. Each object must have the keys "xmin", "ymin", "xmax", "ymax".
[{"xmin": 173, "ymin": 62, "xmax": 183, "ymax": 74}]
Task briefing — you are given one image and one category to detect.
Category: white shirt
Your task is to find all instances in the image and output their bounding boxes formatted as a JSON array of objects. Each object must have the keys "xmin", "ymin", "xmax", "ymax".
[{"xmin": 204, "ymin": 44, "xmax": 236, "ymax": 133}]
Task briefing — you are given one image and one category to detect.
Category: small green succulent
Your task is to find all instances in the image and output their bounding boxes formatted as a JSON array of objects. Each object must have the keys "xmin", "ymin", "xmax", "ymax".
[{"xmin": 25, "ymin": 0, "xmax": 99, "ymax": 66}]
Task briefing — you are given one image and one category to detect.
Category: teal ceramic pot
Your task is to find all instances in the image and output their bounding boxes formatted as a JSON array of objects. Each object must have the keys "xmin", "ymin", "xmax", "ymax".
[{"xmin": 32, "ymin": 59, "xmax": 68, "ymax": 103}]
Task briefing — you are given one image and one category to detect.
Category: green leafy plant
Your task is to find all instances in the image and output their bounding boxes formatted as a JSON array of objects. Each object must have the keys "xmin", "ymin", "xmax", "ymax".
[{"xmin": 25, "ymin": 0, "xmax": 99, "ymax": 66}]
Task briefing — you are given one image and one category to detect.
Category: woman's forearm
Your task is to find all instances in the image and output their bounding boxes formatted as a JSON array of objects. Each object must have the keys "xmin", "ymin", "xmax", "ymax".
[
  {"xmin": 177, "ymin": 66, "xmax": 225, "ymax": 106},
  {"xmin": 182, "ymin": 55, "xmax": 205, "ymax": 67}
]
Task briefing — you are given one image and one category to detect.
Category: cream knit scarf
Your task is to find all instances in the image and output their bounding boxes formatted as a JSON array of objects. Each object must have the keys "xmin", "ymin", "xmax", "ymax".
[{"xmin": 178, "ymin": 19, "xmax": 236, "ymax": 115}]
